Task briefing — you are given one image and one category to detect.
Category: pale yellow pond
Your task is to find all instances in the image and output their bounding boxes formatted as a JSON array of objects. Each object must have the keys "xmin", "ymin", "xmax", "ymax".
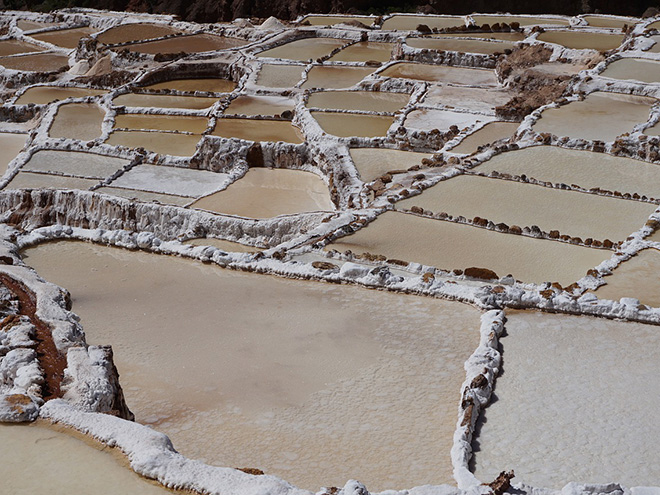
[
  {"xmin": 329, "ymin": 42, "xmax": 393, "ymax": 62},
  {"xmin": 583, "ymin": 14, "xmax": 637, "ymax": 28},
  {"xmin": 381, "ymin": 15, "xmax": 465, "ymax": 31},
  {"xmin": 380, "ymin": 62, "xmax": 498, "ymax": 86},
  {"xmin": 113, "ymin": 93, "xmax": 218, "ymax": 110},
  {"xmin": 97, "ymin": 23, "xmax": 181, "ymax": 44},
  {"xmin": 450, "ymin": 122, "xmax": 519, "ymax": 154},
  {"xmin": 471, "ymin": 15, "xmax": 570, "ymax": 26},
  {"xmin": 16, "ymin": 86, "xmax": 105, "ymax": 105},
  {"xmin": 49, "ymin": 103, "xmax": 104, "ymax": 141},
  {"xmin": 312, "ymin": 112, "xmax": 394, "ymax": 137},
  {"xmin": 6, "ymin": 172, "xmax": 98, "ymax": 190},
  {"xmin": 0, "ymin": 133, "xmax": 27, "ymax": 175},
  {"xmin": 301, "ymin": 15, "xmax": 375, "ymax": 26},
  {"xmin": 141, "ymin": 78, "xmax": 236, "ymax": 93},
  {"xmin": 212, "ymin": 119, "xmax": 304, "ymax": 143},
  {"xmin": 406, "ymin": 37, "xmax": 515, "ymax": 54},
  {"xmin": 592, "ymin": 249, "xmax": 660, "ymax": 307},
  {"xmin": 0, "ymin": 39, "xmax": 44, "ymax": 56},
  {"xmin": 536, "ymin": 30, "xmax": 624, "ymax": 51},
  {"xmin": 224, "ymin": 95, "xmax": 295, "ymax": 116},
  {"xmin": 0, "ymin": 53, "xmax": 69, "ymax": 72},
  {"xmin": 258, "ymin": 38, "xmax": 347, "ymax": 61},
  {"xmin": 184, "ymin": 237, "xmax": 261, "ymax": 252},
  {"xmin": 22, "ymin": 150, "xmax": 128, "ymax": 179},
  {"xmin": 106, "ymin": 131, "xmax": 201, "ymax": 156},
  {"xmin": 30, "ymin": 26, "xmax": 96, "ymax": 49},
  {"xmin": 307, "ymin": 91, "xmax": 410, "ymax": 112},
  {"xmin": 125, "ymin": 34, "xmax": 246, "ymax": 54},
  {"xmin": 255, "ymin": 64, "xmax": 303, "ymax": 88},
  {"xmin": 349, "ymin": 148, "xmax": 432, "ymax": 182},
  {"xmin": 96, "ymin": 186, "xmax": 191, "ymax": 206},
  {"xmin": 114, "ymin": 114, "xmax": 209, "ymax": 133},
  {"xmin": 600, "ymin": 58, "xmax": 660, "ymax": 84},
  {"xmin": 302, "ymin": 66, "xmax": 376, "ymax": 89}
]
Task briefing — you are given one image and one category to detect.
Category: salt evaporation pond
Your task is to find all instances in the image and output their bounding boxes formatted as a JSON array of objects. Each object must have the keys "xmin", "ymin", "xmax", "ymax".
[
  {"xmin": 22, "ymin": 240, "xmax": 481, "ymax": 491},
  {"xmin": 349, "ymin": 148, "xmax": 432, "ymax": 182},
  {"xmin": 0, "ymin": 53, "xmax": 69, "ymax": 71},
  {"xmin": 582, "ymin": 14, "xmax": 636, "ymax": 28},
  {"xmin": 536, "ymin": 30, "xmax": 624, "ymax": 51},
  {"xmin": 191, "ymin": 167, "xmax": 332, "ymax": 217},
  {"xmin": 124, "ymin": 34, "xmax": 246, "ymax": 54},
  {"xmin": 184, "ymin": 237, "xmax": 261, "ymax": 252},
  {"xmin": 255, "ymin": 64, "xmax": 303, "ymax": 88},
  {"xmin": 0, "ymin": 422, "xmax": 175, "ymax": 494},
  {"xmin": 307, "ymin": 91, "xmax": 410, "ymax": 112},
  {"xmin": 472, "ymin": 310, "xmax": 660, "ymax": 488},
  {"xmin": 404, "ymin": 108, "xmax": 493, "ymax": 132},
  {"xmin": 311, "ymin": 112, "xmax": 394, "ymax": 138},
  {"xmin": 115, "ymin": 114, "xmax": 209, "ymax": 133},
  {"xmin": 435, "ymin": 32, "xmax": 525, "ymax": 41},
  {"xmin": 600, "ymin": 58, "xmax": 660, "ymax": 83},
  {"xmin": 471, "ymin": 14, "xmax": 570, "ymax": 26},
  {"xmin": 22, "ymin": 150, "xmax": 128, "ymax": 179},
  {"xmin": 592, "ymin": 249, "xmax": 660, "ymax": 307},
  {"xmin": 450, "ymin": 122, "xmax": 519, "ymax": 154},
  {"xmin": 224, "ymin": 95, "xmax": 295, "ymax": 116},
  {"xmin": 96, "ymin": 23, "xmax": 181, "ymax": 44},
  {"xmin": 49, "ymin": 103, "xmax": 105, "ymax": 141},
  {"xmin": 423, "ymin": 84, "xmax": 512, "ymax": 113},
  {"xmin": 141, "ymin": 78, "xmax": 236, "ymax": 93},
  {"xmin": 30, "ymin": 26, "xmax": 96, "ymax": 48},
  {"xmin": 16, "ymin": 86, "xmax": 106, "ymax": 105},
  {"xmin": 211, "ymin": 119, "xmax": 304, "ymax": 143},
  {"xmin": 380, "ymin": 62, "xmax": 498, "ymax": 86},
  {"xmin": 532, "ymin": 91, "xmax": 655, "ymax": 141},
  {"xmin": 0, "ymin": 39, "xmax": 43, "ymax": 56},
  {"xmin": 257, "ymin": 38, "xmax": 347, "ymax": 61},
  {"xmin": 329, "ymin": 42, "xmax": 392, "ymax": 62},
  {"xmin": 106, "ymin": 131, "xmax": 200, "ymax": 156},
  {"xmin": 0, "ymin": 133, "xmax": 27, "ymax": 174},
  {"xmin": 405, "ymin": 37, "xmax": 516, "ymax": 54},
  {"xmin": 302, "ymin": 66, "xmax": 375, "ymax": 89},
  {"xmin": 301, "ymin": 15, "xmax": 375, "ymax": 26},
  {"xmin": 96, "ymin": 186, "xmax": 190, "ymax": 206},
  {"xmin": 328, "ymin": 211, "xmax": 611, "ymax": 285},
  {"xmin": 16, "ymin": 19, "xmax": 59, "ymax": 31},
  {"xmin": 475, "ymin": 146, "xmax": 660, "ymax": 199},
  {"xmin": 113, "ymin": 93, "xmax": 218, "ymax": 110},
  {"xmin": 6, "ymin": 172, "xmax": 98, "ymax": 190},
  {"xmin": 381, "ymin": 15, "xmax": 464, "ymax": 31},
  {"xmin": 398, "ymin": 174, "xmax": 656, "ymax": 242}
]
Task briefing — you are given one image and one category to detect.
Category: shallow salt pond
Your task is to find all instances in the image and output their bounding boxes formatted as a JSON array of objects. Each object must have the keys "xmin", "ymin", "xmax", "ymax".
[
  {"xmin": 114, "ymin": 114, "xmax": 209, "ymax": 133},
  {"xmin": 471, "ymin": 15, "xmax": 570, "ymax": 26},
  {"xmin": 301, "ymin": 15, "xmax": 375, "ymax": 26},
  {"xmin": 307, "ymin": 91, "xmax": 410, "ymax": 112},
  {"xmin": 475, "ymin": 146, "xmax": 660, "ymax": 199},
  {"xmin": 450, "ymin": 122, "xmax": 519, "ymax": 153},
  {"xmin": 124, "ymin": 34, "xmax": 246, "ymax": 54},
  {"xmin": 106, "ymin": 131, "xmax": 201, "ymax": 156},
  {"xmin": 257, "ymin": 38, "xmax": 347, "ymax": 61},
  {"xmin": 255, "ymin": 64, "xmax": 304, "ymax": 88},
  {"xmin": 0, "ymin": 39, "xmax": 44, "ymax": 56},
  {"xmin": 30, "ymin": 26, "xmax": 96, "ymax": 49},
  {"xmin": 532, "ymin": 92, "xmax": 655, "ymax": 141},
  {"xmin": 327, "ymin": 211, "xmax": 610, "ymax": 286},
  {"xmin": 328, "ymin": 42, "xmax": 393, "ymax": 62},
  {"xmin": 600, "ymin": 58, "xmax": 660, "ymax": 84},
  {"xmin": 302, "ymin": 66, "xmax": 375, "ymax": 89},
  {"xmin": 96, "ymin": 186, "xmax": 191, "ymax": 206},
  {"xmin": 113, "ymin": 93, "xmax": 218, "ymax": 110},
  {"xmin": 405, "ymin": 37, "xmax": 515, "ymax": 54},
  {"xmin": 1, "ymin": 421, "xmax": 175, "ymax": 494},
  {"xmin": 311, "ymin": 112, "xmax": 394, "ymax": 137},
  {"xmin": 0, "ymin": 53, "xmax": 69, "ymax": 71},
  {"xmin": 223, "ymin": 95, "xmax": 295, "ymax": 116},
  {"xmin": 184, "ymin": 237, "xmax": 261, "ymax": 252},
  {"xmin": 349, "ymin": 148, "xmax": 432, "ymax": 182},
  {"xmin": 423, "ymin": 84, "xmax": 512, "ymax": 113},
  {"xmin": 397, "ymin": 174, "xmax": 656, "ymax": 242},
  {"xmin": 0, "ymin": 133, "xmax": 27, "ymax": 175},
  {"xmin": 212, "ymin": 118, "xmax": 304, "ymax": 143},
  {"xmin": 472, "ymin": 310, "xmax": 660, "ymax": 488},
  {"xmin": 434, "ymin": 32, "xmax": 526, "ymax": 41},
  {"xmin": 592, "ymin": 249, "xmax": 660, "ymax": 307},
  {"xmin": 582, "ymin": 14, "xmax": 637, "ymax": 28},
  {"xmin": 22, "ymin": 240, "xmax": 481, "ymax": 491},
  {"xmin": 404, "ymin": 108, "xmax": 493, "ymax": 132},
  {"xmin": 16, "ymin": 19, "xmax": 60, "ymax": 31},
  {"xmin": 97, "ymin": 23, "xmax": 181, "ymax": 45},
  {"xmin": 191, "ymin": 167, "xmax": 332, "ymax": 218},
  {"xmin": 15, "ymin": 86, "xmax": 106, "ymax": 105},
  {"xmin": 141, "ymin": 78, "xmax": 236, "ymax": 93},
  {"xmin": 49, "ymin": 102, "xmax": 105, "ymax": 141},
  {"xmin": 536, "ymin": 30, "xmax": 624, "ymax": 51},
  {"xmin": 381, "ymin": 15, "xmax": 465, "ymax": 31},
  {"xmin": 6, "ymin": 172, "xmax": 98, "ymax": 190},
  {"xmin": 22, "ymin": 150, "xmax": 128, "ymax": 179},
  {"xmin": 380, "ymin": 62, "xmax": 498, "ymax": 86}
]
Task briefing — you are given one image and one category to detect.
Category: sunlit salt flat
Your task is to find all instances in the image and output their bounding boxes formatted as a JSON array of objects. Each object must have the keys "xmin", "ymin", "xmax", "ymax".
[
  {"xmin": 312, "ymin": 112, "xmax": 394, "ymax": 137},
  {"xmin": 327, "ymin": 211, "xmax": 611, "ymax": 285},
  {"xmin": 536, "ymin": 30, "xmax": 624, "ymax": 51},
  {"xmin": 0, "ymin": 422, "xmax": 174, "ymax": 494},
  {"xmin": 472, "ymin": 310, "xmax": 660, "ymax": 488},
  {"xmin": 349, "ymin": 148, "xmax": 432, "ymax": 182},
  {"xmin": 406, "ymin": 37, "xmax": 515, "ymax": 54},
  {"xmin": 0, "ymin": 133, "xmax": 27, "ymax": 175},
  {"xmin": 255, "ymin": 64, "xmax": 303, "ymax": 88},
  {"xmin": 328, "ymin": 42, "xmax": 393, "ymax": 62},
  {"xmin": 398, "ymin": 174, "xmax": 656, "ymax": 242},
  {"xmin": 302, "ymin": 66, "xmax": 376, "ymax": 89},
  {"xmin": 140, "ymin": 78, "xmax": 236, "ymax": 93},
  {"xmin": 223, "ymin": 95, "xmax": 295, "ymax": 116},
  {"xmin": 257, "ymin": 38, "xmax": 347, "ymax": 61},
  {"xmin": 423, "ymin": 84, "xmax": 512, "ymax": 113},
  {"xmin": 532, "ymin": 91, "xmax": 655, "ymax": 141},
  {"xmin": 6, "ymin": 172, "xmax": 98, "ymax": 190},
  {"xmin": 0, "ymin": 53, "xmax": 69, "ymax": 72},
  {"xmin": 191, "ymin": 167, "xmax": 332, "ymax": 218},
  {"xmin": 450, "ymin": 122, "xmax": 519, "ymax": 154},
  {"xmin": 211, "ymin": 119, "xmax": 304, "ymax": 143},
  {"xmin": 106, "ymin": 131, "xmax": 201, "ymax": 156},
  {"xmin": 405, "ymin": 108, "xmax": 494, "ymax": 131},
  {"xmin": 307, "ymin": 91, "xmax": 410, "ymax": 112},
  {"xmin": 22, "ymin": 150, "xmax": 128, "ymax": 179},
  {"xmin": 592, "ymin": 249, "xmax": 660, "ymax": 307},
  {"xmin": 475, "ymin": 146, "xmax": 660, "ymax": 199},
  {"xmin": 124, "ymin": 34, "xmax": 246, "ymax": 54},
  {"xmin": 381, "ymin": 15, "xmax": 465, "ymax": 31},
  {"xmin": 96, "ymin": 23, "xmax": 181, "ymax": 44},
  {"xmin": 29, "ymin": 26, "xmax": 96, "ymax": 49},
  {"xmin": 114, "ymin": 114, "xmax": 209, "ymax": 133},
  {"xmin": 380, "ymin": 62, "xmax": 498, "ymax": 86},
  {"xmin": 49, "ymin": 103, "xmax": 105, "ymax": 141},
  {"xmin": 15, "ymin": 86, "xmax": 106, "ymax": 105},
  {"xmin": 184, "ymin": 237, "xmax": 261, "ymax": 252},
  {"xmin": 113, "ymin": 93, "xmax": 218, "ymax": 110},
  {"xmin": 95, "ymin": 186, "xmax": 190, "ymax": 206},
  {"xmin": 600, "ymin": 58, "xmax": 660, "ymax": 84},
  {"xmin": 22, "ymin": 241, "xmax": 481, "ymax": 491}
]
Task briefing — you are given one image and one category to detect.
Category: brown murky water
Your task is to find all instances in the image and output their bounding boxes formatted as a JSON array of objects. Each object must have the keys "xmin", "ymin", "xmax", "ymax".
[
  {"xmin": 191, "ymin": 167, "xmax": 332, "ymax": 218},
  {"xmin": 406, "ymin": 37, "xmax": 515, "ymax": 54},
  {"xmin": 533, "ymin": 91, "xmax": 655, "ymax": 141},
  {"xmin": 536, "ymin": 30, "xmax": 624, "ymax": 51},
  {"xmin": 15, "ymin": 86, "xmax": 105, "ymax": 105},
  {"xmin": 258, "ymin": 38, "xmax": 347, "ymax": 61},
  {"xmin": 302, "ymin": 66, "xmax": 376, "ymax": 89},
  {"xmin": 0, "ymin": 39, "xmax": 44, "ymax": 56},
  {"xmin": 113, "ymin": 93, "xmax": 218, "ymax": 110},
  {"xmin": 471, "ymin": 15, "xmax": 570, "ymax": 26},
  {"xmin": 97, "ymin": 23, "xmax": 181, "ymax": 44},
  {"xmin": 475, "ymin": 145, "xmax": 660, "ymax": 199},
  {"xmin": 49, "ymin": 103, "xmax": 105, "ymax": 141},
  {"xmin": 327, "ymin": 210, "xmax": 611, "ymax": 285},
  {"xmin": 380, "ymin": 62, "xmax": 498, "ymax": 86},
  {"xmin": 141, "ymin": 78, "xmax": 236, "ymax": 93},
  {"xmin": 106, "ymin": 131, "xmax": 201, "ymax": 156},
  {"xmin": 16, "ymin": 19, "xmax": 60, "ymax": 31},
  {"xmin": 592, "ymin": 249, "xmax": 660, "ymax": 306},
  {"xmin": 311, "ymin": 112, "xmax": 394, "ymax": 137},
  {"xmin": 450, "ymin": 122, "xmax": 519, "ymax": 153},
  {"xmin": 0, "ymin": 133, "xmax": 27, "ymax": 175},
  {"xmin": 349, "ymin": 148, "xmax": 432, "ymax": 182},
  {"xmin": 583, "ymin": 14, "xmax": 637, "ymax": 28},
  {"xmin": 30, "ymin": 27, "xmax": 96, "ymax": 49},
  {"xmin": 0, "ymin": 53, "xmax": 69, "ymax": 72},
  {"xmin": 223, "ymin": 95, "xmax": 295, "ymax": 116},
  {"xmin": 212, "ymin": 119, "xmax": 304, "ymax": 143},
  {"xmin": 22, "ymin": 150, "xmax": 128, "ymax": 179},
  {"xmin": 381, "ymin": 15, "xmax": 465, "ymax": 31},
  {"xmin": 255, "ymin": 64, "xmax": 304, "ymax": 88},
  {"xmin": 398, "ymin": 174, "xmax": 656, "ymax": 242},
  {"xmin": 114, "ymin": 114, "xmax": 209, "ymax": 133},
  {"xmin": 22, "ymin": 240, "xmax": 480, "ymax": 491},
  {"xmin": 124, "ymin": 34, "xmax": 246, "ymax": 54},
  {"xmin": 6, "ymin": 172, "xmax": 98, "ymax": 190},
  {"xmin": 307, "ymin": 91, "xmax": 410, "ymax": 112},
  {"xmin": 329, "ymin": 42, "xmax": 393, "ymax": 62},
  {"xmin": 600, "ymin": 58, "xmax": 660, "ymax": 83}
]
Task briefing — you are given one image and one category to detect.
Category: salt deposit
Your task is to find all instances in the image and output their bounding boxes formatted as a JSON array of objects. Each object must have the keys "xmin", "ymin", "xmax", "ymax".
[
  {"xmin": 223, "ymin": 95, "xmax": 295, "ymax": 116},
  {"xmin": 301, "ymin": 66, "xmax": 375, "ymax": 89},
  {"xmin": 307, "ymin": 91, "xmax": 410, "ymax": 112},
  {"xmin": 123, "ymin": 34, "xmax": 246, "ymax": 54},
  {"xmin": 49, "ymin": 103, "xmax": 105, "ymax": 141},
  {"xmin": 257, "ymin": 38, "xmax": 347, "ymax": 61},
  {"xmin": 105, "ymin": 131, "xmax": 201, "ymax": 156},
  {"xmin": 450, "ymin": 122, "xmax": 519, "ymax": 154},
  {"xmin": 114, "ymin": 114, "xmax": 209, "ymax": 133},
  {"xmin": 113, "ymin": 94, "xmax": 218, "ymax": 110},
  {"xmin": 96, "ymin": 23, "xmax": 181, "ymax": 45},
  {"xmin": 592, "ymin": 249, "xmax": 660, "ymax": 307},
  {"xmin": 0, "ymin": 53, "xmax": 69, "ymax": 72},
  {"xmin": 380, "ymin": 62, "xmax": 498, "ymax": 86},
  {"xmin": 349, "ymin": 148, "xmax": 432, "ymax": 182},
  {"xmin": 328, "ymin": 42, "xmax": 393, "ymax": 62},
  {"xmin": 16, "ymin": 87, "xmax": 106, "ymax": 105},
  {"xmin": 22, "ymin": 150, "xmax": 128, "ymax": 179},
  {"xmin": 141, "ymin": 78, "xmax": 236, "ymax": 93},
  {"xmin": 29, "ymin": 27, "xmax": 96, "ymax": 49},
  {"xmin": 311, "ymin": 112, "xmax": 394, "ymax": 137},
  {"xmin": 211, "ymin": 119, "xmax": 304, "ymax": 143},
  {"xmin": 0, "ymin": 133, "xmax": 27, "ymax": 175}
]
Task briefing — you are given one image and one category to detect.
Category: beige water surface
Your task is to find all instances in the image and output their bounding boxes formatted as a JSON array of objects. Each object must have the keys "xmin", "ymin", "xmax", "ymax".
[
  {"xmin": 96, "ymin": 186, "xmax": 191, "ymax": 206},
  {"xmin": 583, "ymin": 14, "xmax": 637, "ymax": 28},
  {"xmin": 97, "ymin": 23, "xmax": 181, "ymax": 44},
  {"xmin": 106, "ymin": 131, "xmax": 201, "ymax": 156},
  {"xmin": 212, "ymin": 119, "xmax": 304, "ymax": 143},
  {"xmin": 423, "ymin": 84, "xmax": 512, "ymax": 113},
  {"xmin": 536, "ymin": 30, "xmax": 624, "ymax": 51},
  {"xmin": 6, "ymin": 172, "xmax": 98, "ymax": 190},
  {"xmin": 16, "ymin": 19, "xmax": 59, "ymax": 31},
  {"xmin": 450, "ymin": 122, "xmax": 519, "ymax": 153},
  {"xmin": 49, "ymin": 102, "xmax": 104, "ymax": 141},
  {"xmin": 30, "ymin": 26, "xmax": 96, "ymax": 49},
  {"xmin": 307, "ymin": 91, "xmax": 410, "ymax": 112},
  {"xmin": 381, "ymin": 15, "xmax": 465, "ymax": 31},
  {"xmin": 141, "ymin": 78, "xmax": 236, "ymax": 93},
  {"xmin": 380, "ymin": 62, "xmax": 498, "ymax": 86},
  {"xmin": 184, "ymin": 237, "xmax": 261, "ymax": 252},
  {"xmin": 0, "ymin": 39, "xmax": 44, "ymax": 56},
  {"xmin": 312, "ymin": 112, "xmax": 394, "ymax": 137},
  {"xmin": 0, "ymin": 133, "xmax": 27, "ymax": 175},
  {"xmin": 191, "ymin": 167, "xmax": 332, "ymax": 217},
  {"xmin": 255, "ymin": 64, "xmax": 303, "ymax": 88},
  {"xmin": 471, "ymin": 15, "xmax": 570, "ymax": 26},
  {"xmin": 22, "ymin": 150, "xmax": 128, "ymax": 178},
  {"xmin": 258, "ymin": 38, "xmax": 347, "ymax": 61},
  {"xmin": 302, "ymin": 66, "xmax": 375, "ymax": 89},
  {"xmin": 224, "ymin": 95, "xmax": 295, "ymax": 116},
  {"xmin": 301, "ymin": 15, "xmax": 375, "ymax": 26},
  {"xmin": 22, "ymin": 240, "xmax": 480, "ymax": 491},
  {"xmin": 592, "ymin": 249, "xmax": 660, "ymax": 306},
  {"xmin": 600, "ymin": 58, "xmax": 660, "ymax": 83},
  {"xmin": 329, "ymin": 42, "xmax": 393, "ymax": 62},
  {"xmin": 406, "ymin": 37, "xmax": 515, "ymax": 54},
  {"xmin": 16, "ymin": 86, "xmax": 105, "ymax": 104},
  {"xmin": 113, "ymin": 93, "xmax": 218, "ymax": 110},
  {"xmin": 114, "ymin": 114, "xmax": 209, "ymax": 133},
  {"xmin": 0, "ymin": 53, "xmax": 69, "ymax": 71},
  {"xmin": 125, "ymin": 34, "xmax": 246, "ymax": 54},
  {"xmin": 349, "ymin": 148, "xmax": 432, "ymax": 182}
]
